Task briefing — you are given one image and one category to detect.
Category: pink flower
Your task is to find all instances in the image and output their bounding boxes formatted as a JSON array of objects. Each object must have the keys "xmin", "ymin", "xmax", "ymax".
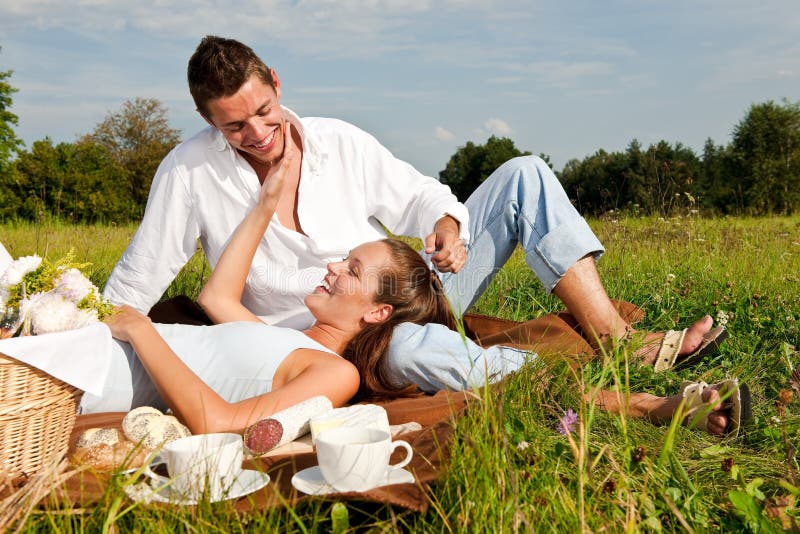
[{"xmin": 557, "ymin": 409, "xmax": 578, "ymax": 435}]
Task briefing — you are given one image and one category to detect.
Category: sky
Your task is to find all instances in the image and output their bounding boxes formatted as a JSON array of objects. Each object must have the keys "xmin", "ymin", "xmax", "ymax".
[{"xmin": 0, "ymin": 1, "xmax": 798, "ymax": 177}]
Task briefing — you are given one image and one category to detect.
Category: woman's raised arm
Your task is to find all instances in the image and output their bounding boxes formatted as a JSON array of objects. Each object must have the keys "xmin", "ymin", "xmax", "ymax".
[{"xmin": 198, "ymin": 122, "xmax": 295, "ymax": 324}]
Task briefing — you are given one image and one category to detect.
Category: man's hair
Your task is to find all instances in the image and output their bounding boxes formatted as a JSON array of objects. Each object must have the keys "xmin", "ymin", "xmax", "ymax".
[{"xmin": 187, "ymin": 35, "xmax": 276, "ymax": 119}]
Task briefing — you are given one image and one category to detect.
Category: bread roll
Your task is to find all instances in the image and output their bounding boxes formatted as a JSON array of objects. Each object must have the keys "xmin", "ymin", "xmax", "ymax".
[
  {"xmin": 71, "ymin": 441, "xmax": 149, "ymax": 471},
  {"xmin": 76, "ymin": 427, "xmax": 121, "ymax": 449},
  {"xmin": 139, "ymin": 415, "xmax": 191, "ymax": 449},
  {"xmin": 122, "ymin": 407, "xmax": 191, "ymax": 448},
  {"xmin": 122, "ymin": 406, "xmax": 165, "ymax": 442}
]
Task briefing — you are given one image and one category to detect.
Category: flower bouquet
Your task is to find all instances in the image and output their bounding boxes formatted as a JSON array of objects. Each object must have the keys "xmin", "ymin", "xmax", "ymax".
[{"xmin": 0, "ymin": 251, "xmax": 115, "ymax": 339}]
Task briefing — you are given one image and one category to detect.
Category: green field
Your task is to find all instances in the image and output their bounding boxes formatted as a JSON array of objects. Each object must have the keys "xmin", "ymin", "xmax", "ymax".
[{"xmin": 2, "ymin": 215, "xmax": 799, "ymax": 531}]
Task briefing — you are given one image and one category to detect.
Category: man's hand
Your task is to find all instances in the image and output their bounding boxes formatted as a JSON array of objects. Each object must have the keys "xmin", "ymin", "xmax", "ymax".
[{"xmin": 425, "ymin": 215, "xmax": 467, "ymax": 273}]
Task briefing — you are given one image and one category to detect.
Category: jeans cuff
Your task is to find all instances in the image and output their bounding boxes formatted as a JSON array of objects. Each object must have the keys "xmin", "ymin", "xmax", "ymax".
[{"xmin": 526, "ymin": 218, "xmax": 604, "ymax": 292}]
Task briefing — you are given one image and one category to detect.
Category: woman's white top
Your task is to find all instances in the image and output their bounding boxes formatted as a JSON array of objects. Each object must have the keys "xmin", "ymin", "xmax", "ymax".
[{"xmin": 79, "ymin": 321, "xmax": 336, "ymax": 414}]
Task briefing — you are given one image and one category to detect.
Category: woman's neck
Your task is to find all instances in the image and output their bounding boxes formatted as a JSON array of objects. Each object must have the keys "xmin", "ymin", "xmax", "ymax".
[{"xmin": 303, "ymin": 323, "xmax": 356, "ymax": 354}]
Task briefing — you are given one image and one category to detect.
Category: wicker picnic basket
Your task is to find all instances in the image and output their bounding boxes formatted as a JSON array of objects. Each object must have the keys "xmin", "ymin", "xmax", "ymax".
[{"xmin": 0, "ymin": 352, "xmax": 82, "ymax": 480}]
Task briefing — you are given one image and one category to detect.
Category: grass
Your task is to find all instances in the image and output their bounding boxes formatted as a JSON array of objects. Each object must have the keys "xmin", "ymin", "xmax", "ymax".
[{"xmin": 2, "ymin": 214, "xmax": 799, "ymax": 531}]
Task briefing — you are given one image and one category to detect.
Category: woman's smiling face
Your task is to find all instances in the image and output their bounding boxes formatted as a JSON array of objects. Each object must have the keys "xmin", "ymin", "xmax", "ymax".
[{"xmin": 305, "ymin": 241, "xmax": 394, "ymax": 328}]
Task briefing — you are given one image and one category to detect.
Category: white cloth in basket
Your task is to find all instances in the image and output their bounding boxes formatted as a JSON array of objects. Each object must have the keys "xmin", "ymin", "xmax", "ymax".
[{"xmin": 0, "ymin": 323, "xmax": 113, "ymax": 396}]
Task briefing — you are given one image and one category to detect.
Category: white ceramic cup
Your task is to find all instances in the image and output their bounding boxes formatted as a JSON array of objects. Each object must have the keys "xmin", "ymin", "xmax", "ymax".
[
  {"xmin": 143, "ymin": 433, "xmax": 243, "ymax": 501},
  {"xmin": 315, "ymin": 427, "xmax": 413, "ymax": 492}
]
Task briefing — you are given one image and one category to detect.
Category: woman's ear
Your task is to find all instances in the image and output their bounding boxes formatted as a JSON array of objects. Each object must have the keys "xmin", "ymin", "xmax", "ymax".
[{"xmin": 363, "ymin": 303, "xmax": 393, "ymax": 324}]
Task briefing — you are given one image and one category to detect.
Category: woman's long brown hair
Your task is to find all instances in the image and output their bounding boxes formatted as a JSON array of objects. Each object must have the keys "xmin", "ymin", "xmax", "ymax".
[{"xmin": 342, "ymin": 238, "xmax": 457, "ymax": 401}]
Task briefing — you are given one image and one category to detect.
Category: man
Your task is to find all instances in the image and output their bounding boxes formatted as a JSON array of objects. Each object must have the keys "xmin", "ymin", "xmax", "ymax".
[{"xmin": 105, "ymin": 36, "xmax": 719, "ymax": 392}]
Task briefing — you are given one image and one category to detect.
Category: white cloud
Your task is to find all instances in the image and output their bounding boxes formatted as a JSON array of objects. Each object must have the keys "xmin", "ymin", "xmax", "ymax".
[
  {"xmin": 435, "ymin": 126, "xmax": 455, "ymax": 141},
  {"xmin": 0, "ymin": 0, "xmax": 501, "ymax": 61},
  {"xmin": 484, "ymin": 118, "xmax": 512, "ymax": 136}
]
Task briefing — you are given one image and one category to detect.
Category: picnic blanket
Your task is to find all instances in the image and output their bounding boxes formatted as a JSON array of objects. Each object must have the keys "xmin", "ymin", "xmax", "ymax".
[
  {"xmin": 60, "ymin": 390, "xmax": 475, "ymax": 512},
  {"xmin": 26, "ymin": 297, "xmax": 644, "ymax": 512}
]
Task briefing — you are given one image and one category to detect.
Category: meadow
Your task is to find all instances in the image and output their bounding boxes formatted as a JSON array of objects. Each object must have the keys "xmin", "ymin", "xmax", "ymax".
[{"xmin": 1, "ymin": 214, "xmax": 799, "ymax": 532}]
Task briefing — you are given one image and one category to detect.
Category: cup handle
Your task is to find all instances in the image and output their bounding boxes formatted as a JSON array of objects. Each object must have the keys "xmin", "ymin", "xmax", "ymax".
[
  {"xmin": 141, "ymin": 455, "xmax": 169, "ymax": 486},
  {"xmin": 388, "ymin": 440, "xmax": 413, "ymax": 471}
]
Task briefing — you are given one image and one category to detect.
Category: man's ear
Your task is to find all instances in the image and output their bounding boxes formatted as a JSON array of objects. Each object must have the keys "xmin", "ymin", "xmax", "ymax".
[
  {"xmin": 271, "ymin": 68, "xmax": 281, "ymax": 100},
  {"xmin": 363, "ymin": 303, "xmax": 393, "ymax": 324}
]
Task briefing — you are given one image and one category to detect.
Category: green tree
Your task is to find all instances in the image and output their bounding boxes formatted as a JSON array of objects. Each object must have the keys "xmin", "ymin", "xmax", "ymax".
[
  {"xmin": 439, "ymin": 136, "xmax": 532, "ymax": 200},
  {"xmin": 0, "ymin": 63, "xmax": 24, "ymax": 177},
  {"xmin": 730, "ymin": 99, "xmax": 800, "ymax": 214},
  {"xmin": 7, "ymin": 138, "xmax": 132, "ymax": 222},
  {"xmin": 560, "ymin": 139, "xmax": 700, "ymax": 216},
  {"xmin": 84, "ymin": 97, "xmax": 181, "ymax": 216},
  {"xmin": 696, "ymin": 138, "xmax": 739, "ymax": 213}
]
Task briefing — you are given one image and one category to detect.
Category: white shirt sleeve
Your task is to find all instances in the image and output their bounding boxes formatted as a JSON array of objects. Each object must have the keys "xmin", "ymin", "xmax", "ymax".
[
  {"xmin": 0, "ymin": 242, "xmax": 12, "ymax": 274},
  {"xmin": 351, "ymin": 126, "xmax": 470, "ymax": 242},
  {"xmin": 102, "ymin": 152, "xmax": 201, "ymax": 313}
]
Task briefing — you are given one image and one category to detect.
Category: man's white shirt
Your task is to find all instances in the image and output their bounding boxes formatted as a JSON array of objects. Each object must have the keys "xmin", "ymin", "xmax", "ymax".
[{"xmin": 103, "ymin": 107, "xmax": 469, "ymax": 329}]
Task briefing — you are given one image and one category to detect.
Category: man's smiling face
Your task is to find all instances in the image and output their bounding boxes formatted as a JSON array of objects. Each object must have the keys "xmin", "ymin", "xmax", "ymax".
[{"xmin": 204, "ymin": 73, "xmax": 285, "ymax": 166}]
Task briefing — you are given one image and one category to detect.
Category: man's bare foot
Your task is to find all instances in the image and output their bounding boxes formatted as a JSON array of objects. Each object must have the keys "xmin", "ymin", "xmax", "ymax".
[
  {"xmin": 634, "ymin": 315, "xmax": 715, "ymax": 366},
  {"xmin": 691, "ymin": 384, "xmax": 728, "ymax": 435},
  {"xmin": 625, "ymin": 383, "xmax": 730, "ymax": 435}
]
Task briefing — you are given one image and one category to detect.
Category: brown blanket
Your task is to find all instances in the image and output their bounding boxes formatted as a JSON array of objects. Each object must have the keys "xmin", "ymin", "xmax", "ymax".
[
  {"xmin": 51, "ymin": 298, "xmax": 643, "ymax": 512},
  {"xmin": 61, "ymin": 390, "xmax": 475, "ymax": 512}
]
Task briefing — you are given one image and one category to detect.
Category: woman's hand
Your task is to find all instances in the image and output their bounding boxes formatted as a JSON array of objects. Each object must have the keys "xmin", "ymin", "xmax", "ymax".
[
  {"xmin": 258, "ymin": 121, "xmax": 296, "ymax": 214},
  {"xmin": 104, "ymin": 305, "xmax": 153, "ymax": 343}
]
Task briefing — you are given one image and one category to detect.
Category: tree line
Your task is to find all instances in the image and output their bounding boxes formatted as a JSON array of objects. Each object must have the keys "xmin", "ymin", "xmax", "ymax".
[
  {"xmin": 441, "ymin": 99, "xmax": 800, "ymax": 216},
  {"xmin": 0, "ymin": 79, "xmax": 180, "ymax": 223},
  {"xmin": 1, "ymin": 62, "xmax": 798, "ymax": 222}
]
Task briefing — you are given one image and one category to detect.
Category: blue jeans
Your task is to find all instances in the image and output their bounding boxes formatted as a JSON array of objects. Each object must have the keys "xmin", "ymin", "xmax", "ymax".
[{"xmin": 386, "ymin": 156, "xmax": 605, "ymax": 393}]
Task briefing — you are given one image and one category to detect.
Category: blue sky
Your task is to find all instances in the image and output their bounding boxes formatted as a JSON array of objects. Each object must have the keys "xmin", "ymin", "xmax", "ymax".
[{"xmin": 0, "ymin": 1, "xmax": 798, "ymax": 177}]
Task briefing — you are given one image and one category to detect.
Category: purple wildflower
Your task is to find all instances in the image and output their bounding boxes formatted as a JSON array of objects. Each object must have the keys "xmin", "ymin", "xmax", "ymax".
[{"xmin": 557, "ymin": 409, "xmax": 579, "ymax": 435}]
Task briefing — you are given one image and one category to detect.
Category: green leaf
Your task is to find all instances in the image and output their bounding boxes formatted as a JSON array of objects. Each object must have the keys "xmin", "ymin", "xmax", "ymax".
[
  {"xmin": 729, "ymin": 490, "xmax": 762, "ymax": 532},
  {"xmin": 643, "ymin": 516, "xmax": 663, "ymax": 532},
  {"xmin": 746, "ymin": 478, "xmax": 766, "ymax": 501},
  {"xmin": 331, "ymin": 502, "xmax": 349, "ymax": 534},
  {"xmin": 699, "ymin": 444, "xmax": 734, "ymax": 458}
]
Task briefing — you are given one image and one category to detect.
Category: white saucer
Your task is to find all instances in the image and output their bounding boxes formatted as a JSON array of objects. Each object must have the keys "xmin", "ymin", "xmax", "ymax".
[
  {"xmin": 125, "ymin": 469, "xmax": 270, "ymax": 505},
  {"xmin": 291, "ymin": 465, "xmax": 414, "ymax": 495}
]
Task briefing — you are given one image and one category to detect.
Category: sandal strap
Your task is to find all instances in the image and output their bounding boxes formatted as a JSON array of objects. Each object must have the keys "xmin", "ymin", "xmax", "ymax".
[
  {"xmin": 654, "ymin": 329, "xmax": 687, "ymax": 373},
  {"xmin": 680, "ymin": 379, "xmax": 741, "ymax": 437},
  {"xmin": 680, "ymin": 380, "xmax": 710, "ymax": 431}
]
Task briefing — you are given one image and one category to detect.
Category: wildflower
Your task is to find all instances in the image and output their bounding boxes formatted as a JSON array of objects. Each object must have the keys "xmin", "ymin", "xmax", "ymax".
[
  {"xmin": 0, "ymin": 255, "xmax": 42, "ymax": 286},
  {"xmin": 557, "ymin": 409, "xmax": 578, "ymax": 435},
  {"xmin": 715, "ymin": 310, "xmax": 730, "ymax": 326},
  {"xmin": 20, "ymin": 292, "xmax": 98, "ymax": 335},
  {"xmin": 517, "ymin": 441, "xmax": 530, "ymax": 451},
  {"xmin": 54, "ymin": 268, "xmax": 97, "ymax": 303},
  {"xmin": 666, "ymin": 273, "xmax": 676, "ymax": 283}
]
